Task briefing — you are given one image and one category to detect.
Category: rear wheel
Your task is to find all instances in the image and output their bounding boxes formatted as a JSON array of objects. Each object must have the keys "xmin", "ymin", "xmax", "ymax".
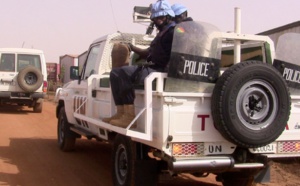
[
  {"xmin": 219, "ymin": 171, "xmax": 256, "ymax": 186},
  {"xmin": 33, "ymin": 100, "xmax": 43, "ymax": 113},
  {"xmin": 112, "ymin": 135, "xmax": 135, "ymax": 186},
  {"xmin": 112, "ymin": 135, "xmax": 159, "ymax": 186},
  {"xmin": 57, "ymin": 107, "xmax": 76, "ymax": 151}
]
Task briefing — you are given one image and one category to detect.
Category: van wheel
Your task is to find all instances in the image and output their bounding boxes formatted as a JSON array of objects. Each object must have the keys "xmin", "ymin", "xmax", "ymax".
[
  {"xmin": 112, "ymin": 135, "xmax": 135, "ymax": 186},
  {"xmin": 33, "ymin": 101, "xmax": 43, "ymax": 113},
  {"xmin": 17, "ymin": 66, "xmax": 43, "ymax": 92},
  {"xmin": 57, "ymin": 107, "xmax": 76, "ymax": 151},
  {"xmin": 212, "ymin": 61, "xmax": 290, "ymax": 148}
]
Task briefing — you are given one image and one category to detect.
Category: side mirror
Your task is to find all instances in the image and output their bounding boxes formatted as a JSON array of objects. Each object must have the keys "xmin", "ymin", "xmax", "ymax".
[{"xmin": 70, "ymin": 66, "xmax": 79, "ymax": 80}]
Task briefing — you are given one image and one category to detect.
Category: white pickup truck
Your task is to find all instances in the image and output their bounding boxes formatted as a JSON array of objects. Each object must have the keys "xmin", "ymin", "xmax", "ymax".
[{"xmin": 55, "ymin": 20, "xmax": 300, "ymax": 186}]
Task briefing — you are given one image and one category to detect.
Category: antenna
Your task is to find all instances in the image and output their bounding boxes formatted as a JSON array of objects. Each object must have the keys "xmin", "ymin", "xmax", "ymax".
[{"xmin": 109, "ymin": 0, "xmax": 119, "ymax": 31}]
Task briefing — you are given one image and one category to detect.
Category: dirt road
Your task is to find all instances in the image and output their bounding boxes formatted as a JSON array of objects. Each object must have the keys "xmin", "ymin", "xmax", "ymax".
[
  {"xmin": 1, "ymin": 98, "xmax": 300, "ymax": 186},
  {"xmin": 0, "ymin": 99, "xmax": 222, "ymax": 186}
]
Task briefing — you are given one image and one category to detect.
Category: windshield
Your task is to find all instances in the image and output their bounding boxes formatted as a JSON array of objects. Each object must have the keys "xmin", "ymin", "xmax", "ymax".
[
  {"xmin": 82, "ymin": 44, "xmax": 100, "ymax": 80},
  {"xmin": 165, "ymin": 21, "xmax": 222, "ymax": 92}
]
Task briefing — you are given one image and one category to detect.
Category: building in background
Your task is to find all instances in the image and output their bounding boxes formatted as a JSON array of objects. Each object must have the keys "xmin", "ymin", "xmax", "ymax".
[
  {"xmin": 46, "ymin": 63, "xmax": 59, "ymax": 82},
  {"xmin": 59, "ymin": 54, "xmax": 78, "ymax": 84},
  {"xmin": 46, "ymin": 62, "xmax": 60, "ymax": 91},
  {"xmin": 259, "ymin": 20, "xmax": 300, "ymax": 46}
]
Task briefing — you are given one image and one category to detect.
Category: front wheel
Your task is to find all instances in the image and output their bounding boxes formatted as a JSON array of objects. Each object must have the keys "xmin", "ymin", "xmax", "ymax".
[{"xmin": 57, "ymin": 107, "xmax": 76, "ymax": 151}]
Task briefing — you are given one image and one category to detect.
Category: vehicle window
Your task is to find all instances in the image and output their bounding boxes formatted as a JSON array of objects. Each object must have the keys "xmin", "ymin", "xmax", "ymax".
[
  {"xmin": 221, "ymin": 44, "xmax": 264, "ymax": 67},
  {"xmin": 82, "ymin": 44, "xmax": 100, "ymax": 79},
  {"xmin": 0, "ymin": 53, "xmax": 15, "ymax": 72},
  {"xmin": 17, "ymin": 54, "xmax": 41, "ymax": 72}
]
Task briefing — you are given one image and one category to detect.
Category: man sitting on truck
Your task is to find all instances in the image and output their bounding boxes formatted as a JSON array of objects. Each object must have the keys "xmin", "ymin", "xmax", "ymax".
[
  {"xmin": 171, "ymin": 3, "xmax": 193, "ymax": 23},
  {"xmin": 102, "ymin": 0, "xmax": 175, "ymax": 128}
]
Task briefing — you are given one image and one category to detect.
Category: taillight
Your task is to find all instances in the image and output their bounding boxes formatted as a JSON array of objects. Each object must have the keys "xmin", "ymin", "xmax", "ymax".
[
  {"xmin": 43, "ymin": 81, "xmax": 48, "ymax": 92},
  {"xmin": 172, "ymin": 143, "xmax": 203, "ymax": 157},
  {"xmin": 278, "ymin": 141, "xmax": 300, "ymax": 153}
]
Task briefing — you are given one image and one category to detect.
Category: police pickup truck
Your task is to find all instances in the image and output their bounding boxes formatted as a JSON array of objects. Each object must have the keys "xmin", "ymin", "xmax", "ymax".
[{"xmin": 55, "ymin": 20, "xmax": 300, "ymax": 185}]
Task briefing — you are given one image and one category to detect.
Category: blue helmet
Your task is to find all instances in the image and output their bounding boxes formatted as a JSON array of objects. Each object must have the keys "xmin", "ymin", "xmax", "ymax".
[
  {"xmin": 171, "ymin": 3, "xmax": 187, "ymax": 16},
  {"xmin": 150, "ymin": 0, "xmax": 175, "ymax": 19}
]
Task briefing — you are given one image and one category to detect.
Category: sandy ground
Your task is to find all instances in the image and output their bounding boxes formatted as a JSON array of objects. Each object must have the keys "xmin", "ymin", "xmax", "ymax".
[
  {"xmin": 0, "ymin": 97, "xmax": 219, "ymax": 186},
  {"xmin": 0, "ymin": 95, "xmax": 299, "ymax": 186}
]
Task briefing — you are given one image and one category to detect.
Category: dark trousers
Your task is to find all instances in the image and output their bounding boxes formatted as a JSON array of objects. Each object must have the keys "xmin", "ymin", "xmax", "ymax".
[{"xmin": 110, "ymin": 66, "xmax": 156, "ymax": 105}]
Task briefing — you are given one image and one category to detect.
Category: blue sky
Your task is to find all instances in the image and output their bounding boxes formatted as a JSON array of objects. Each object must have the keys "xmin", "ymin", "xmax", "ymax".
[{"xmin": 0, "ymin": 0, "xmax": 299, "ymax": 62}]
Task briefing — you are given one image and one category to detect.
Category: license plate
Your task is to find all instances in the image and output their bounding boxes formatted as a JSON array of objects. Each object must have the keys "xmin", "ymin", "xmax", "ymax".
[
  {"xmin": 249, "ymin": 143, "xmax": 276, "ymax": 154},
  {"xmin": 0, "ymin": 81, "xmax": 13, "ymax": 85},
  {"xmin": 11, "ymin": 92, "xmax": 30, "ymax": 98}
]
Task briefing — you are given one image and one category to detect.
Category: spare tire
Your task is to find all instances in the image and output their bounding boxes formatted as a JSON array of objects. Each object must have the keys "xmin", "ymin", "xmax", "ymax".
[
  {"xmin": 211, "ymin": 61, "xmax": 291, "ymax": 148},
  {"xmin": 17, "ymin": 66, "xmax": 43, "ymax": 92}
]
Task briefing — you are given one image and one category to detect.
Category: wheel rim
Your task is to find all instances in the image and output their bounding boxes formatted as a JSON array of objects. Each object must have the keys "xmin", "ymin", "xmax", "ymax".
[
  {"xmin": 115, "ymin": 144, "xmax": 128, "ymax": 185},
  {"xmin": 25, "ymin": 72, "xmax": 38, "ymax": 85},
  {"xmin": 236, "ymin": 80, "xmax": 278, "ymax": 130}
]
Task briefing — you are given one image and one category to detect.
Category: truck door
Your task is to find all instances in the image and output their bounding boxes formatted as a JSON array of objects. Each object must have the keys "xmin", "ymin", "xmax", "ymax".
[
  {"xmin": 0, "ymin": 53, "xmax": 17, "ymax": 91},
  {"xmin": 72, "ymin": 43, "xmax": 102, "ymax": 130}
]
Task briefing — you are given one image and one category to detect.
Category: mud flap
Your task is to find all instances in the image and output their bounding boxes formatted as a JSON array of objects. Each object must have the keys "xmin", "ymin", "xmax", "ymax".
[
  {"xmin": 134, "ymin": 159, "xmax": 158, "ymax": 186},
  {"xmin": 254, "ymin": 165, "xmax": 270, "ymax": 183}
]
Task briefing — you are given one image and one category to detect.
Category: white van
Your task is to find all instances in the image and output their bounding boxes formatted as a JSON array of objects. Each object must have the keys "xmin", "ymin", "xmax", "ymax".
[{"xmin": 0, "ymin": 48, "xmax": 48, "ymax": 112}]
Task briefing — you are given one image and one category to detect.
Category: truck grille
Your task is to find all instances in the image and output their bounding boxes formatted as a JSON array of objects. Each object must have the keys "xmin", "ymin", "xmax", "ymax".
[
  {"xmin": 172, "ymin": 143, "xmax": 205, "ymax": 157},
  {"xmin": 73, "ymin": 96, "xmax": 87, "ymax": 114}
]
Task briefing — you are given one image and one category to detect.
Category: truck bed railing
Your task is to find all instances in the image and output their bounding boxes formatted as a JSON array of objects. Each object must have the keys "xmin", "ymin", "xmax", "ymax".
[{"xmin": 73, "ymin": 72, "xmax": 167, "ymax": 141}]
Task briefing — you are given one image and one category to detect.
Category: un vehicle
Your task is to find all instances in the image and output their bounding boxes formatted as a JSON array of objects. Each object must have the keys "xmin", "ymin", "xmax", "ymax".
[
  {"xmin": 0, "ymin": 48, "xmax": 47, "ymax": 112},
  {"xmin": 55, "ymin": 9, "xmax": 300, "ymax": 186}
]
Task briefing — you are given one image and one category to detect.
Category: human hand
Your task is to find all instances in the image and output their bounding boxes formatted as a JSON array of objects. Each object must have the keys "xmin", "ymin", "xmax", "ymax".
[{"xmin": 127, "ymin": 43, "xmax": 134, "ymax": 52}]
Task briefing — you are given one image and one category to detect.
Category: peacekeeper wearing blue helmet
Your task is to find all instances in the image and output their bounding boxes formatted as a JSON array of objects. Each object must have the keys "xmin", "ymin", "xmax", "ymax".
[
  {"xmin": 171, "ymin": 3, "xmax": 193, "ymax": 23},
  {"xmin": 102, "ymin": 0, "xmax": 176, "ymax": 128}
]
